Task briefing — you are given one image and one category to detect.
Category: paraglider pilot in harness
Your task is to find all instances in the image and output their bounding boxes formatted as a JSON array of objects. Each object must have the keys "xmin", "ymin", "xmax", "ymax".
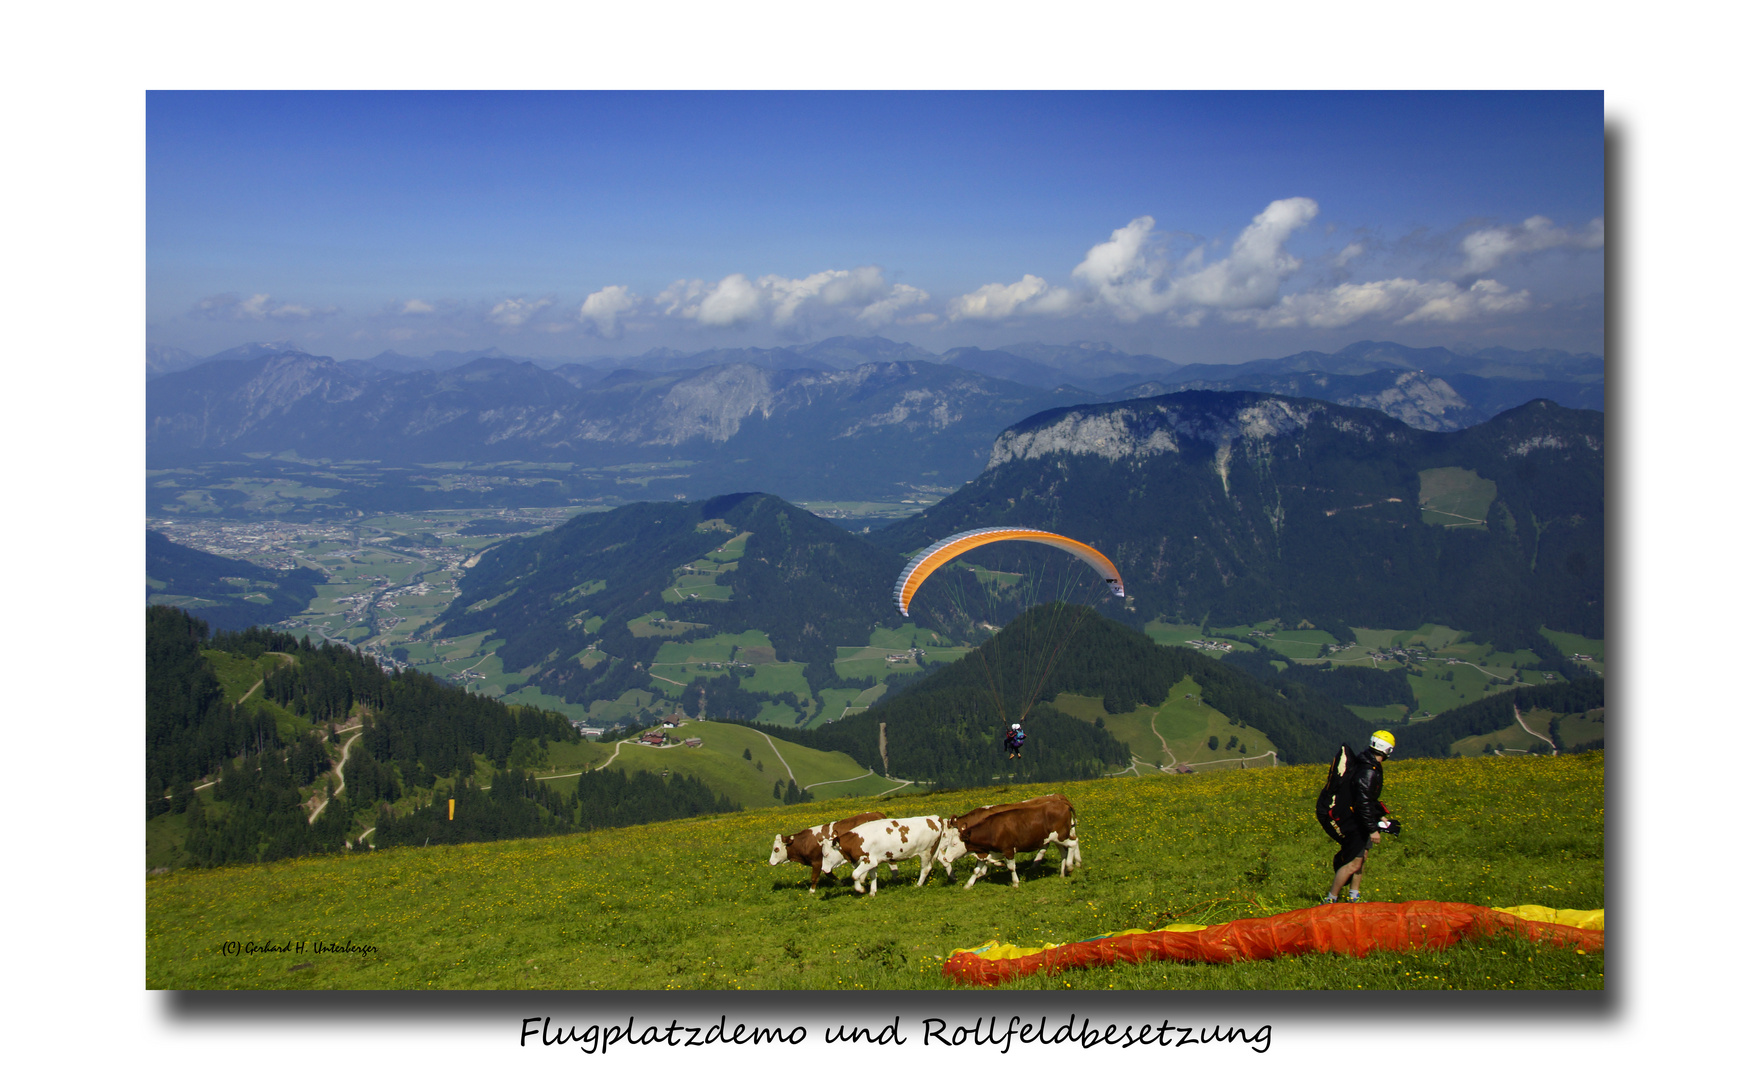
[
  {"xmin": 1315, "ymin": 730, "xmax": 1401, "ymax": 904},
  {"xmin": 1004, "ymin": 723, "xmax": 1026, "ymax": 760}
]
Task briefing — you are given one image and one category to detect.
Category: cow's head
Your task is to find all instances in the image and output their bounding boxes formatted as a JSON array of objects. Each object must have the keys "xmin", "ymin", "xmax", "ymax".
[
  {"xmin": 769, "ymin": 834, "xmax": 792, "ymax": 866},
  {"xmin": 935, "ymin": 826, "xmax": 967, "ymax": 868},
  {"xmin": 820, "ymin": 837, "xmax": 848, "ymax": 874}
]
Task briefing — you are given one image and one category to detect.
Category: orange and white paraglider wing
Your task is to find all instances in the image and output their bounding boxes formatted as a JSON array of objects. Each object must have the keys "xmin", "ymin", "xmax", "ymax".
[{"xmin": 891, "ymin": 527, "xmax": 1124, "ymax": 616}]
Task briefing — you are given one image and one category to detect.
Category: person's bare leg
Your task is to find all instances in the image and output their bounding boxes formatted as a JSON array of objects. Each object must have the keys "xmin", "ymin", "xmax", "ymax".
[{"xmin": 1327, "ymin": 854, "xmax": 1365, "ymax": 899}]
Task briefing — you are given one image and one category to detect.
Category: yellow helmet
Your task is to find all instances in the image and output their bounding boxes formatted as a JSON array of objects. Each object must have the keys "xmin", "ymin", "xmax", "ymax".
[{"xmin": 1370, "ymin": 730, "xmax": 1396, "ymax": 756}]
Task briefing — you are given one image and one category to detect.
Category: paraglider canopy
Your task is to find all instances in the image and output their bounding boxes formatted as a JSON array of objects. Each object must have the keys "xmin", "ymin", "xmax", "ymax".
[{"xmin": 892, "ymin": 527, "xmax": 1124, "ymax": 616}]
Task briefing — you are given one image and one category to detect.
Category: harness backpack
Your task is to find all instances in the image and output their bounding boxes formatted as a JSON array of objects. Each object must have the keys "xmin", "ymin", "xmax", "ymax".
[{"xmin": 1314, "ymin": 743, "xmax": 1360, "ymax": 841}]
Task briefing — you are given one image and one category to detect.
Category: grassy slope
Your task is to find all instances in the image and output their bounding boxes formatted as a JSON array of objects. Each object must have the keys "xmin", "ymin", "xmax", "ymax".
[
  {"xmin": 532, "ymin": 720, "xmax": 881, "ymax": 809},
  {"xmin": 146, "ymin": 753, "xmax": 1603, "ymax": 990},
  {"xmin": 1050, "ymin": 677, "xmax": 1279, "ymax": 771},
  {"xmin": 1449, "ymin": 707, "xmax": 1604, "ymax": 757}
]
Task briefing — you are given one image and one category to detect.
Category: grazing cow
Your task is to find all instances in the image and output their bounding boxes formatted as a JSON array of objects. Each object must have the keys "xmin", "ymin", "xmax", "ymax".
[
  {"xmin": 768, "ymin": 811, "xmax": 886, "ymax": 893},
  {"xmin": 936, "ymin": 796, "xmax": 1081, "ymax": 888},
  {"xmin": 934, "ymin": 794, "xmax": 1066, "ymax": 881},
  {"xmin": 831, "ymin": 815, "xmax": 948, "ymax": 894}
]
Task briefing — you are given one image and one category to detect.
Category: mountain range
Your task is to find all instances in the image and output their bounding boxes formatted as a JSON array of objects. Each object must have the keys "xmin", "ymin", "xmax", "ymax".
[
  {"xmin": 146, "ymin": 336, "xmax": 1604, "ymax": 502},
  {"xmin": 146, "ymin": 351, "xmax": 1084, "ymax": 500},
  {"xmin": 877, "ymin": 392, "xmax": 1602, "ymax": 645},
  {"xmin": 434, "ymin": 391, "xmax": 1602, "ymax": 721}
]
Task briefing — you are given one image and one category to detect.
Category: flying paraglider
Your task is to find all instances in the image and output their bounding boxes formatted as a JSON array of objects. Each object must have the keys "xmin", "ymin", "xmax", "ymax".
[{"xmin": 891, "ymin": 527, "xmax": 1124, "ymax": 617}]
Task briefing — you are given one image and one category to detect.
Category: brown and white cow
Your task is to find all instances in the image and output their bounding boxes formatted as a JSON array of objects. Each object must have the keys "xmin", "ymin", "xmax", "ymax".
[
  {"xmin": 831, "ymin": 815, "xmax": 948, "ymax": 894},
  {"xmin": 768, "ymin": 811, "xmax": 886, "ymax": 893},
  {"xmin": 933, "ymin": 794, "xmax": 1068, "ymax": 881},
  {"xmin": 935, "ymin": 795, "xmax": 1081, "ymax": 888}
]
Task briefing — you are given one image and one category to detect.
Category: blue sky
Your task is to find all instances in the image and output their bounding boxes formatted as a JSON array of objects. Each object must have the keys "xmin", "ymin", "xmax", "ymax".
[{"xmin": 148, "ymin": 91, "xmax": 1604, "ymax": 364}]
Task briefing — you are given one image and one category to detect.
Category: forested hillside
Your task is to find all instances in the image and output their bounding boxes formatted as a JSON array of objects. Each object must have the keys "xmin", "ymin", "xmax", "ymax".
[
  {"xmin": 434, "ymin": 491, "xmax": 907, "ymax": 707},
  {"xmin": 146, "ymin": 606, "xmax": 739, "ymax": 870},
  {"xmin": 717, "ymin": 606, "xmax": 1378, "ymax": 780}
]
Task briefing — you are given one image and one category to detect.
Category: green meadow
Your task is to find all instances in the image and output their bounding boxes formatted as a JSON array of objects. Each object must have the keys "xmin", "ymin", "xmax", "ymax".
[
  {"xmin": 1051, "ymin": 677, "xmax": 1279, "ymax": 773},
  {"xmin": 1418, "ymin": 466, "xmax": 1497, "ymax": 529},
  {"xmin": 146, "ymin": 753, "xmax": 1604, "ymax": 990}
]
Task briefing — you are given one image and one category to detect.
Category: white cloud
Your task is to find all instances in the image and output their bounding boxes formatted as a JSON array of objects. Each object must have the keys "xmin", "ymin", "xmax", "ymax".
[
  {"xmin": 952, "ymin": 198, "xmax": 1319, "ymax": 324},
  {"xmin": 946, "ymin": 197, "xmax": 1573, "ymax": 333},
  {"xmin": 757, "ymin": 266, "xmax": 885, "ymax": 327},
  {"xmin": 579, "ymin": 285, "xmax": 638, "ymax": 338},
  {"xmin": 656, "ymin": 279, "xmax": 709, "ymax": 319},
  {"xmin": 1069, "ymin": 216, "xmax": 1163, "ymax": 317},
  {"xmin": 191, "ymin": 292, "xmax": 334, "ymax": 322},
  {"xmin": 1399, "ymin": 278, "xmax": 1534, "ymax": 323},
  {"xmin": 1243, "ymin": 277, "xmax": 1532, "ymax": 329},
  {"xmin": 657, "ymin": 266, "xmax": 921, "ymax": 331},
  {"xmin": 856, "ymin": 282, "xmax": 930, "ymax": 326},
  {"xmin": 1459, "ymin": 216, "xmax": 1605, "ymax": 275},
  {"xmin": 947, "ymin": 274, "xmax": 1051, "ymax": 320},
  {"xmin": 401, "ymin": 299, "xmax": 434, "ymax": 315},
  {"xmin": 1161, "ymin": 196, "xmax": 1319, "ymax": 311},
  {"xmin": 696, "ymin": 274, "xmax": 764, "ymax": 327},
  {"xmin": 486, "ymin": 296, "xmax": 553, "ymax": 329}
]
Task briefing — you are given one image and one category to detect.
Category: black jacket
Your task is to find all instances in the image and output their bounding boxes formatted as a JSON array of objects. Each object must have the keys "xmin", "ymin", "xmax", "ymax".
[{"xmin": 1344, "ymin": 751, "xmax": 1386, "ymax": 829}]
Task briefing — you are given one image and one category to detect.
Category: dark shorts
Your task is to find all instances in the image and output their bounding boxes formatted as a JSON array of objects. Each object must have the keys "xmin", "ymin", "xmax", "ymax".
[{"xmin": 1332, "ymin": 822, "xmax": 1375, "ymax": 871}]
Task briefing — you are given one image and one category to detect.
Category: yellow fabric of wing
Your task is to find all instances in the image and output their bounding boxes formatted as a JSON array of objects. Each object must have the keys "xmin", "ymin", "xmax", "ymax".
[
  {"xmin": 1491, "ymin": 905, "xmax": 1605, "ymax": 930},
  {"xmin": 950, "ymin": 925, "xmax": 1210, "ymax": 961}
]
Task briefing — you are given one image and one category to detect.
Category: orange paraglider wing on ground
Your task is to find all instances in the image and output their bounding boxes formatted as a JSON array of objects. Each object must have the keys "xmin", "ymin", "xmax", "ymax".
[
  {"xmin": 893, "ymin": 527, "xmax": 1124, "ymax": 616},
  {"xmin": 940, "ymin": 901, "xmax": 1603, "ymax": 986}
]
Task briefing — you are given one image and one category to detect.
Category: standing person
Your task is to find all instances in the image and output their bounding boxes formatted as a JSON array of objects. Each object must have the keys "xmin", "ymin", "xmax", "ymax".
[
  {"xmin": 1004, "ymin": 723, "xmax": 1026, "ymax": 760},
  {"xmin": 1319, "ymin": 730, "xmax": 1400, "ymax": 904}
]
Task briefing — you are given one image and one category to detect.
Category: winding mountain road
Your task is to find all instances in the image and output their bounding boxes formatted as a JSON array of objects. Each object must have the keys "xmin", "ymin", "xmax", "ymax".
[
  {"xmin": 307, "ymin": 725, "xmax": 363, "ymax": 824},
  {"xmin": 1513, "ymin": 703, "xmax": 1557, "ymax": 753}
]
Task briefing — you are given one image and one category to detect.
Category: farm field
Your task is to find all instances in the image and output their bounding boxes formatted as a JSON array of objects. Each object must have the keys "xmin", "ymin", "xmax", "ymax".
[
  {"xmin": 146, "ymin": 753, "xmax": 1604, "ymax": 990},
  {"xmin": 1209, "ymin": 620, "xmax": 1338, "ymax": 657},
  {"xmin": 1402, "ymin": 663, "xmax": 1516, "ymax": 718},
  {"xmin": 1143, "ymin": 621, "xmax": 1259, "ymax": 655},
  {"xmin": 1349, "ymin": 704, "xmax": 1412, "ymax": 725},
  {"xmin": 615, "ymin": 720, "xmax": 895, "ymax": 799},
  {"xmin": 792, "ymin": 496, "xmax": 948, "ymax": 524},
  {"xmin": 1449, "ymin": 706, "xmax": 1604, "ymax": 758},
  {"xmin": 833, "ymin": 641, "xmax": 966, "ymax": 682},
  {"xmin": 499, "ymin": 683, "xmax": 592, "ymax": 722},
  {"xmin": 809, "ymin": 687, "xmax": 867, "ymax": 728},
  {"xmin": 1418, "ymin": 466, "xmax": 1497, "ymax": 529},
  {"xmin": 1542, "ymin": 628, "xmax": 1606, "ymax": 675},
  {"xmin": 1051, "ymin": 678, "xmax": 1278, "ymax": 772}
]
